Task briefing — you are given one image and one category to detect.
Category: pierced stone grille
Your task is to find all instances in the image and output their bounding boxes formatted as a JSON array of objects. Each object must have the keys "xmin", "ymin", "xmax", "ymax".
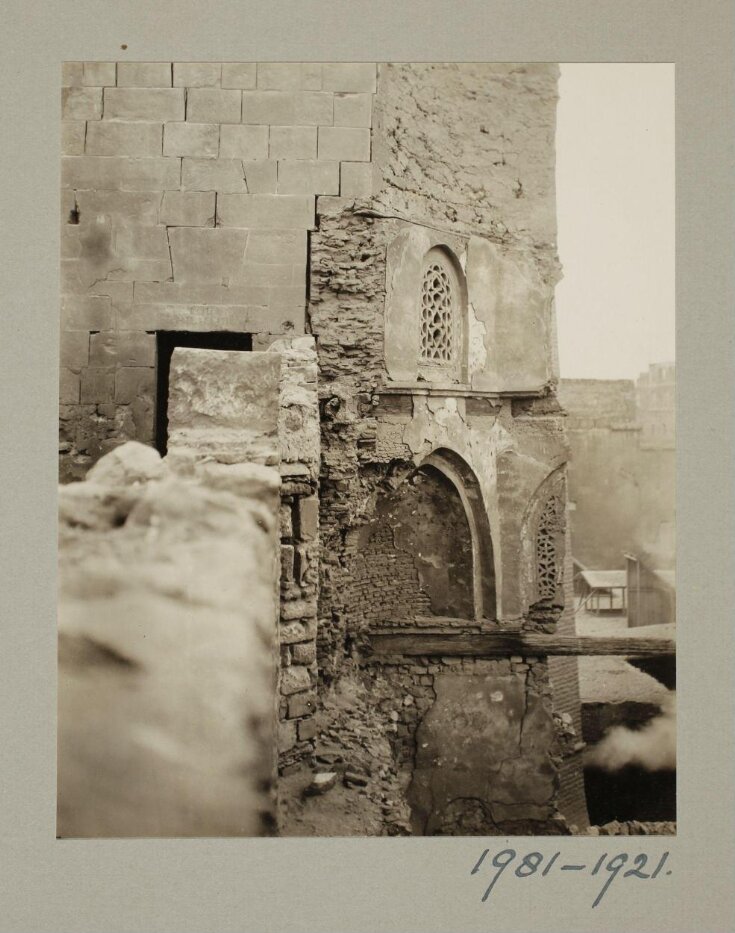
[
  {"xmin": 537, "ymin": 496, "xmax": 562, "ymax": 600},
  {"xmin": 420, "ymin": 261, "xmax": 455, "ymax": 364}
]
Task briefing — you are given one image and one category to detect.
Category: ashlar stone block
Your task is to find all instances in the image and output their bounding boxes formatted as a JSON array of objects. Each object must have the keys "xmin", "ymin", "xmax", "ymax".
[
  {"xmin": 90, "ymin": 332, "xmax": 155, "ymax": 368},
  {"xmin": 187, "ymin": 88, "xmax": 242, "ymax": 124},
  {"xmin": 321, "ymin": 63, "xmax": 376, "ymax": 93},
  {"xmin": 173, "ymin": 62, "xmax": 221, "ymax": 87},
  {"xmin": 159, "ymin": 190, "xmax": 215, "ymax": 226},
  {"xmin": 280, "ymin": 665, "xmax": 311, "ymax": 695},
  {"xmin": 333, "ymin": 92, "xmax": 372, "ymax": 127},
  {"xmin": 81, "ymin": 368, "xmax": 115, "ymax": 403},
  {"xmin": 61, "ymin": 295, "xmax": 114, "ymax": 331},
  {"xmin": 81, "ymin": 62, "xmax": 116, "ymax": 86},
  {"xmin": 257, "ymin": 63, "xmax": 300, "ymax": 90},
  {"xmin": 219, "ymin": 124, "xmax": 269, "ymax": 160},
  {"xmin": 340, "ymin": 161, "xmax": 374, "ymax": 197},
  {"xmin": 104, "ymin": 87, "xmax": 184, "ymax": 122},
  {"xmin": 269, "ymin": 126, "xmax": 317, "ymax": 160},
  {"xmin": 221, "ymin": 63, "xmax": 257, "ymax": 89},
  {"xmin": 242, "ymin": 91, "xmax": 332, "ymax": 126},
  {"xmin": 217, "ymin": 194, "xmax": 314, "ymax": 230},
  {"xmin": 62, "ymin": 122, "xmax": 86, "ymax": 156},
  {"xmin": 242, "ymin": 161, "xmax": 278, "ymax": 194},
  {"xmin": 168, "ymin": 227, "xmax": 249, "ymax": 285},
  {"xmin": 277, "ymin": 160, "xmax": 339, "ymax": 196},
  {"xmin": 86, "ymin": 122, "xmax": 163, "ymax": 157},
  {"xmin": 62, "ymin": 156, "xmax": 181, "ymax": 191},
  {"xmin": 318, "ymin": 126, "xmax": 370, "ymax": 162},
  {"xmin": 296, "ymin": 496, "xmax": 319, "ymax": 541},
  {"xmin": 117, "ymin": 62, "xmax": 172, "ymax": 87},
  {"xmin": 182, "ymin": 158, "xmax": 248, "ymax": 193},
  {"xmin": 59, "ymin": 368, "xmax": 81, "ymax": 403},
  {"xmin": 244, "ymin": 229, "xmax": 307, "ymax": 265},
  {"xmin": 62, "ymin": 87, "xmax": 102, "ymax": 121},
  {"xmin": 115, "ymin": 367, "xmax": 155, "ymax": 403},
  {"xmin": 164, "ymin": 122, "xmax": 219, "ymax": 158},
  {"xmin": 62, "ymin": 62, "xmax": 83, "ymax": 87},
  {"xmin": 60, "ymin": 332, "xmax": 90, "ymax": 372}
]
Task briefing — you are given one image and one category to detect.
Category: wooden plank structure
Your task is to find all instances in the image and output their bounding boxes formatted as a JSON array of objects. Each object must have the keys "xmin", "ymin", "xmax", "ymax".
[
  {"xmin": 365, "ymin": 618, "xmax": 675, "ymax": 660},
  {"xmin": 574, "ymin": 569, "xmax": 627, "ymax": 614}
]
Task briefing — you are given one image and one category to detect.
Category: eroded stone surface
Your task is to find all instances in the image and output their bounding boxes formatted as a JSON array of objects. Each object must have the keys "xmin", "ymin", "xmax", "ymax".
[
  {"xmin": 86, "ymin": 439, "xmax": 166, "ymax": 485},
  {"xmin": 167, "ymin": 348, "xmax": 280, "ymax": 463},
  {"xmin": 406, "ymin": 673, "xmax": 557, "ymax": 834},
  {"xmin": 58, "ymin": 449, "xmax": 279, "ymax": 837}
]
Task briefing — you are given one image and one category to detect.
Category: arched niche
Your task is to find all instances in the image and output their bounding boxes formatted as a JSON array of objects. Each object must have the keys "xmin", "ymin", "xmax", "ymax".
[
  {"xmin": 384, "ymin": 227, "xmax": 469, "ymax": 385},
  {"xmin": 418, "ymin": 449, "xmax": 496, "ymax": 620},
  {"xmin": 520, "ymin": 465, "xmax": 567, "ymax": 615},
  {"xmin": 352, "ymin": 449, "xmax": 496, "ymax": 623}
]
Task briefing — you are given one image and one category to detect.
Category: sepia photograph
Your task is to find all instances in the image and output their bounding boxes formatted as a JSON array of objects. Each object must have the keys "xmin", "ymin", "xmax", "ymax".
[{"xmin": 56, "ymin": 60, "xmax": 675, "ymax": 839}]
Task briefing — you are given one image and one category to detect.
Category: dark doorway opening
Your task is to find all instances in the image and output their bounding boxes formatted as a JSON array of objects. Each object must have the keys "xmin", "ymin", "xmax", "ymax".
[{"xmin": 154, "ymin": 331, "xmax": 252, "ymax": 455}]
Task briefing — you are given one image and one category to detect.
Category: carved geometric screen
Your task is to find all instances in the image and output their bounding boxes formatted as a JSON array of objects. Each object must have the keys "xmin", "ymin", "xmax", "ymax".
[
  {"xmin": 420, "ymin": 257, "xmax": 456, "ymax": 364},
  {"xmin": 536, "ymin": 495, "xmax": 562, "ymax": 600}
]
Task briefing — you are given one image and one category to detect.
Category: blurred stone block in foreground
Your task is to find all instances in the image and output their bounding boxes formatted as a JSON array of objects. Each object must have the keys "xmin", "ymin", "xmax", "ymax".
[{"xmin": 57, "ymin": 441, "xmax": 279, "ymax": 837}]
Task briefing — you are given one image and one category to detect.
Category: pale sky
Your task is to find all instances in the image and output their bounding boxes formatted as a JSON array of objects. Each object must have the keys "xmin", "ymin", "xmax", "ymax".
[{"xmin": 555, "ymin": 64, "xmax": 675, "ymax": 380}]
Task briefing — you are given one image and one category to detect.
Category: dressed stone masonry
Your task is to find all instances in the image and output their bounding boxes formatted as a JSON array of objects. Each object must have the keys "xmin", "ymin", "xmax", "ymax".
[{"xmin": 59, "ymin": 62, "xmax": 589, "ymax": 834}]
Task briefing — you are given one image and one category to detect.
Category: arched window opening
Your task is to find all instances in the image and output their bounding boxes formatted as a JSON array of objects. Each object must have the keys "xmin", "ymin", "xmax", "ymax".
[
  {"xmin": 535, "ymin": 493, "xmax": 565, "ymax": 603},
  {"xmin": 418, "ymin": 247, "xmax": 464, "ymax": 382}
]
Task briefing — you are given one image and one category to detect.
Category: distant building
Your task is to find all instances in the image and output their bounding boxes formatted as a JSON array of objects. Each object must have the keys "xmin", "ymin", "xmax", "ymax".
[
  {"xmin": 636, "ymin": 362, "xmax": 675, "ymax": 449},
  {"xmin": 559, "ymin": 365, "xmax": 675, "ymax": 571},
  {"xmin": 626, "ymin": 553, "xmax": 676, "ymax": 628}
]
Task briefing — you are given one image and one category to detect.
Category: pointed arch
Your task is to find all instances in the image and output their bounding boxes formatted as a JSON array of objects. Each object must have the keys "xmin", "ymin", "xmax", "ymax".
[
  {"xmin": 417, "ymin": 447, "xmax": 497, "ymax": 620},
  {"xmin": 521, "ymin": 465, "xmax": 567, "ymax": 613}
]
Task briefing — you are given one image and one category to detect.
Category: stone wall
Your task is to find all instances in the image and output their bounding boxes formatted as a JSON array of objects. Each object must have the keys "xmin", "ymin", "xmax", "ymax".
[
  {"xmin": 371, "ymin": 63, "xmax": 560, "ymax": 255},
  {"xmin": 637, "ymin": 362, "xmax": 675, "ymax": 450},
  {"xmin": 559, "ymin": 377, "xmax": 675, "ymax": 569},
  {"xmin": 311, "ymin": 236, "xmax": 567, "ymax": 679},
  {"xmin": 362, "ymin": 652, "xmax": 564, "ymax": 835},
  {"xmin": 58, "ymin": 61, "xmax": 589, "ymax": 834},
  {"xmin": 163, "ymin": 340, "xmax": 321, "ymax": 770},
  {"xmin": 307, "ymin": 63, "xmax": 585, "ymax": 830},
  {"xmin": 57, "ymin": 442, "xmax": 278, "ymax": 836},
  {"xmin": 558, "ymin": 378, "xmax": 637, "ymax": 427},
  {"xmin": 60, "ymin": 61, "xmax": 377, "ymax": 481}
]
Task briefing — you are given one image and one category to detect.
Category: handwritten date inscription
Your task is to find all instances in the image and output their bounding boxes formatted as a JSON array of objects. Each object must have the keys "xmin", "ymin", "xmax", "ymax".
[{"xmin": 470, "ymin": 848, "xmax": 671, "ymax": 908}]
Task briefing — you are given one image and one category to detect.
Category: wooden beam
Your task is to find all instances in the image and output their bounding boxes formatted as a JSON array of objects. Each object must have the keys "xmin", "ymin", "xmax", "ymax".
[{"xmin": 365, "ymin": 629, "xmax": 675, "ymax": 659}]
